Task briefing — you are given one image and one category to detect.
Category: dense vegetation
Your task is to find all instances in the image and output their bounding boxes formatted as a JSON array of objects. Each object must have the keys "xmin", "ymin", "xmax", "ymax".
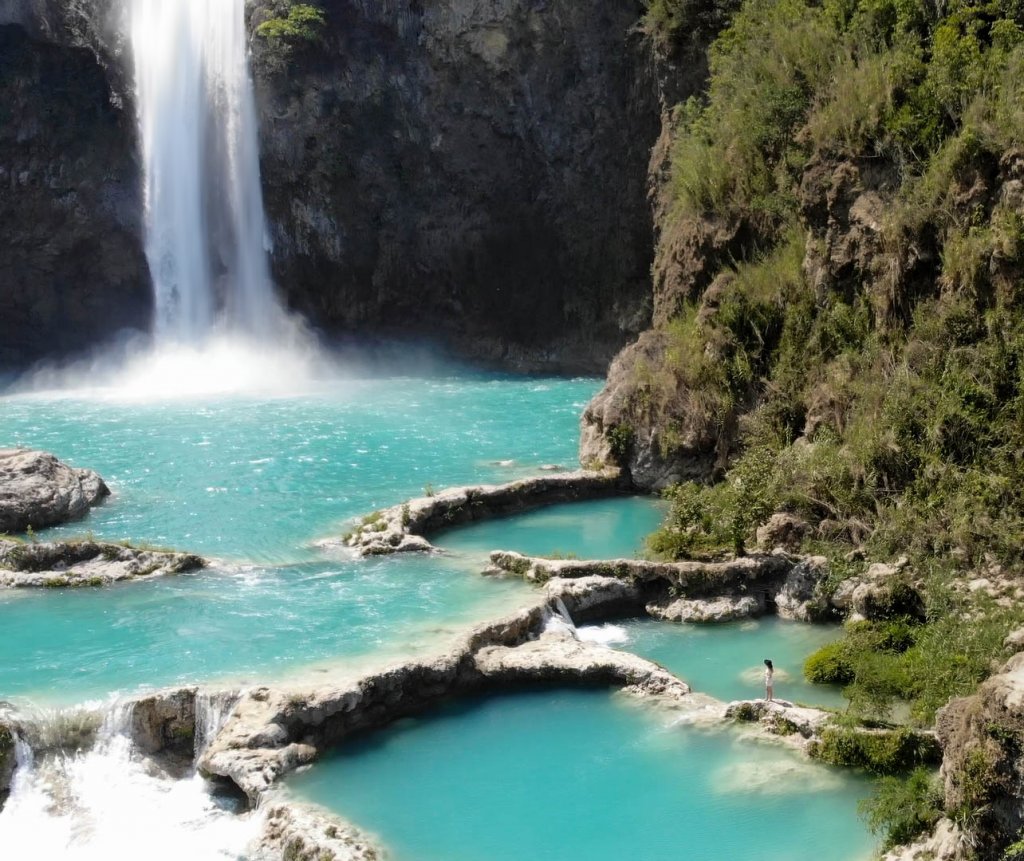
[
  {"xmin": 255, "ymin": 3, "xmax": 326, "ymax": 44},
  {"xmin": 636, "ymin": 0, "xmax": 1024, "ymax": 851}
]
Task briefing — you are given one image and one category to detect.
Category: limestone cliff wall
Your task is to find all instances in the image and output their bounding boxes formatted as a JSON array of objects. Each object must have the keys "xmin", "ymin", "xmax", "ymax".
[
  {"xmin": 0, "ymin": 7, "xmax": 149, "ymax": 369},
  {"xmin": 248, "ymin": 0, "xmax": 665, "ymax": 372},
  {"xmin": 0, "ymin": 0, "xmax": 723, "ymax": 372}
]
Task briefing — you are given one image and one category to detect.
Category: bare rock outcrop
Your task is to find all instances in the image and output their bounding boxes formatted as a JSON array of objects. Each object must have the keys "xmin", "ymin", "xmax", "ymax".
[
  {"xmin": 933, "ymin": 651, "xmax": 1024, "ymax": 858},
  {"xmin": 578, "ymin": 329, "xmax": 720, "ymax": 488},
  {"xmin": 254, "ymin": 801, "xmax": 383, "ymax": 861},
  {"xmin": 0, "ymin": 449, "xmax": 109, "ymax": 533},
  {"xmin": 0, "ymin": 537, "xmax": 205, "ymax": 587},
  {"xmin": 488, "ymin": 549, "xmax": 829, "ymax": 623},
  {"xmin": 247, "ymin": 0, "xmax": 665, "ymax": 374},
  {"xmin": 0, "ymin": 19, "xmax": 150, "ymax": 371}
]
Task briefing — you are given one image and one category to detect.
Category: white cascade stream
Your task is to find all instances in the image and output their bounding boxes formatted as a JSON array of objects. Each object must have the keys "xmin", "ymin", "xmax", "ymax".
[
  {"xmin": 0, "ymin": 702, "xmax": 259, "ymax": 859},
  {"xmin": 130, "ymin": 0, "xmax": 285, "ymax": 343}
]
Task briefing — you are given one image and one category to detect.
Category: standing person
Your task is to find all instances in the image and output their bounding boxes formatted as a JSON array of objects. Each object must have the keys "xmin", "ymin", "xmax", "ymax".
[{"xmin": 764, "ymin": 659, "xmax": 774, "ymax": 702}]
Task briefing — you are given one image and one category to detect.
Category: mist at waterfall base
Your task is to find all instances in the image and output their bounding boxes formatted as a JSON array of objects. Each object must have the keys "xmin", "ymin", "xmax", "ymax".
[{"xmin": 10, "ymin": 0, "xmax": 326, "ymax": 400}]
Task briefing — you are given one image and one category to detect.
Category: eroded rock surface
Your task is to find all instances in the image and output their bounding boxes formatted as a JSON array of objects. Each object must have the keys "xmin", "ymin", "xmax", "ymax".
[
  {"xmin": 248, "ymin": 0, "xmax": 664, "ymax": 373},
  {"xmin": 0, "ymin": 17, "xmax": 150, "ymax": 370},
  {"xmin": 489, "ymin": 549, "xmax": 829, "ymax": 623},
  {"xmin": 0, "ymin": 449, "xmax": 109, "ymax": 533},
  {"xmin": 254, "ymin": 801, "xmax": 383, "ymax": 861},
  {"xmin": 0, "ymin": 537, "xmax": 204, "ymax": 587},
  {"xmin": 199, "ymin": 580, "xmax": 705, "ymax": 801}
]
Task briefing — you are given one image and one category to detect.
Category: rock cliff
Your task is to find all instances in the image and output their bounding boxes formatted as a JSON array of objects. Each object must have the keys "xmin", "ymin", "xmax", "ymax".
[
  {"xmin": 247, "ymin": 0, "xmax": 668, "ymax": 372},
  {"xmin": 0, "ymin": 4, "xmax": 149, "ymax": 370},
  {"xmin": 0, "ymin": 0, "xmax": 733, "ymax": 373}
]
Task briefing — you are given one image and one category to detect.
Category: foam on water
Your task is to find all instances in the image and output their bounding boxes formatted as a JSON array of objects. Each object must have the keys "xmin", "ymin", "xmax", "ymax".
[{"xmin": 0, "ymin": 712, "xmax": 259, "ymax": 860}]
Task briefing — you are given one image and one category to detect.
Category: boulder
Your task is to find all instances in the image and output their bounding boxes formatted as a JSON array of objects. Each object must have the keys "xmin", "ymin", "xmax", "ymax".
[
  {"xmin": 255, "ymin": 801, "xmax": 383, "ymax": 861},
  {"xmin": 756, "ymin": 513, "xmax": 811, "ymax": 552},
  {"xmin": 830, "ymin": 558, "xmax": 924, "ymax": 621},
  {"xmin": 775, "ymin": 556, "xmax": 830, "ymax": 621},
  {"xmin": 0, "ymin": 449, "xmax": 110, "ymax": 533},
  {"xmin": 648, "ymin": 594, "xmax": 762, "ymax": 623}
]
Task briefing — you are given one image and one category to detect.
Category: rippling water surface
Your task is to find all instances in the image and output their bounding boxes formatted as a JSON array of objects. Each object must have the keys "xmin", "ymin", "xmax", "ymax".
[{"xmin": 0, "ymin": 374, "xmax": 598, "ymax": 705}]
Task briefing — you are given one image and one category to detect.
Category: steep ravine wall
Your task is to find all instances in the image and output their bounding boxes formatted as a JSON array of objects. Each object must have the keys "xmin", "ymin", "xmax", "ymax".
[
  {"xmin": 1, "ymin": 0, "xmax": 716, "ymax": 374},
  {"xmin": 247, "ymin": 0, "xmax": 666, "ymax": 372},
  {"xmin": 0, "ymin": 1, "xmax": 150, "ymax": 369}
]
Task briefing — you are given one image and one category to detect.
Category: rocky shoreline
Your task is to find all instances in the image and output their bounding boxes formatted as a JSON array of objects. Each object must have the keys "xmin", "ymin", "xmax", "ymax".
[{"xmin": 332, "ymin": 469, "xmax": 627, "ymax": 556}]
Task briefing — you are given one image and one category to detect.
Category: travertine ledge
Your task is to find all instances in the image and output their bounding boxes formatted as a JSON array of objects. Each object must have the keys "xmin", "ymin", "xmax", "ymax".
[
  {"xmin": 487, "ymin": 550, "xmax": 831, "ymax": 622},
  {"xmin": 197, "ymin": 576, "xmax": 708, "ymax": 802},
  {"xmin": 329, "ymin": 469, "xmax": 627, "ymax": 556},
  {"xmin": 0, "ymin": 538, "xmax": 205, "ymax": 588}
]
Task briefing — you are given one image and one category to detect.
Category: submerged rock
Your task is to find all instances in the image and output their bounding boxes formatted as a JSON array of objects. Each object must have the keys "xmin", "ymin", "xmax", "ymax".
[
  {"xmin": 0, "ymin": 537, "xmax": 205, "ymax": 588},
  {"xmin": 0, "ymin": 449, "xmax": 109, "ymax": 534}
]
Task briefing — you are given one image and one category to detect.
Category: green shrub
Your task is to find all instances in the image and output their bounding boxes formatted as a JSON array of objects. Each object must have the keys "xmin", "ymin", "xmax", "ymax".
[
  {"xmin": 811, "ymin": 726, "xmax": 941, "ymax": 774},
  {"xmin": 256, "ymin": 4, "xmax": 326, "ymax": 42},
  {"xmin": 859, "ymin": 767, "xmax": 944, "ymax": 850},
  {"xmin": 804, "ymin": 641, "xmax": 855, "ymax": 685}
]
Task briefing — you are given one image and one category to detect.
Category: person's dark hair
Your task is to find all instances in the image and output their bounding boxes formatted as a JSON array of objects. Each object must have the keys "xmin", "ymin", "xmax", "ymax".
[{"xmin": 764, "ymin": 659, "xmax": 773, "ymax": 670}]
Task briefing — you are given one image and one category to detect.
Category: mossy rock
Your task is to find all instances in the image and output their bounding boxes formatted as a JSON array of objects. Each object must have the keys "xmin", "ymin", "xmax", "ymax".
[{"xmin": 809, "ymin": 726, "xmax": 941, "ymax": 775}]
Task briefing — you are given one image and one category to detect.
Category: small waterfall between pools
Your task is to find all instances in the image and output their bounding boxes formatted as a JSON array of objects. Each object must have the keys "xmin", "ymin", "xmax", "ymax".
[
  {"xmin": 544, "ymin": 596, "xmax": 578, "ymax": 637},
  {"xmin": 130, "ymin": 0, "xmax": 284, "ymax": 343},
  {"xmin": 194, "ymin": 691, "xmax": 241, "ymax": 759},
  {"xmin": 0, "ymin": 700, "xmax": 258, "ymax": 859}
]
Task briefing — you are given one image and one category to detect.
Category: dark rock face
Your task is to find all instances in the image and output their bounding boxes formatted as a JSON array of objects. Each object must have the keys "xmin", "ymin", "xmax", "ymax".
[
  {"xmin": 249, "ymin": 0, "xmax": 661, "ymax": 372},
  {"xmin": 0, "ymin": 22, "xmax": 150, "ymax": 370},
  {"xmin": 0, "ymin": 720, "xmax": 14, "ymax": 811}
]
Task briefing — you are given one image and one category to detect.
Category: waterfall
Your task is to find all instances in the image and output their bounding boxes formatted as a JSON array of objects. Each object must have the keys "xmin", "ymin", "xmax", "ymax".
[
  {"xmin": 130, "ymin": 0, "xmax": 283, "ymax": 343},
  {"xmin": 543, "ymin": 596, "xmax": 578, "ymax": 638},
  {"xmin": 193, "ymin": 691, "xmax": 240, "ymax": 758},
  {"xmin": 0, "ymin": 701, "xmax": 259, "ymax": 859}
]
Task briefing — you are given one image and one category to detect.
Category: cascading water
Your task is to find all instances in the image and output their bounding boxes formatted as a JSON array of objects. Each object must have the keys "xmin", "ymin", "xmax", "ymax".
[
  {"xmin": 130, "ymin": 0, "xmax": 284, "ymax": 343},
  {"xmin": 0, "ymin": 702, "xmax": 259, "ymax": 859}
]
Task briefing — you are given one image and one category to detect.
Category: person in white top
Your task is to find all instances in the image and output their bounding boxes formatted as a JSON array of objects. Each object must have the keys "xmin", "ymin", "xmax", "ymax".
[{"xmin": 764, "ymin": 659, "xmax": 774, "ymax": 702}]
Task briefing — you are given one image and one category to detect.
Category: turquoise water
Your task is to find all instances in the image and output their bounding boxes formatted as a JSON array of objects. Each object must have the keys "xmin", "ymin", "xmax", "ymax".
[
  {"xmin": 606, "ymin": 617, "xmax": 847, "ymax": 708},
  {"xmin": 0, "ymin": 555, "xmax": 531, "ymax": 707},
  {"xmin": 288, "ymin": 688, "xmax": 875, "ymax": 861},
  {"xmin": 1, "ymin": 377, "xmax": 598, "ymax": 561},
  {"xmin": 433, "ymin": 496, "xmax": 665, "ymax": 561},
  {"xmin": 0, "ymin": 375, "xmax": 597, "ymax": 706}
]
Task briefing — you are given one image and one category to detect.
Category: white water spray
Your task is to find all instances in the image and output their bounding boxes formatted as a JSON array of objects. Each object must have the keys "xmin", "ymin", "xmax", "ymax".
[
  {"xmin": 0, "ymin": 703, "xmax": 259, "ymax": 860},
  {"xmin": 130, "ymin": 0, "xmax": 282, "ymax": 342}
]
